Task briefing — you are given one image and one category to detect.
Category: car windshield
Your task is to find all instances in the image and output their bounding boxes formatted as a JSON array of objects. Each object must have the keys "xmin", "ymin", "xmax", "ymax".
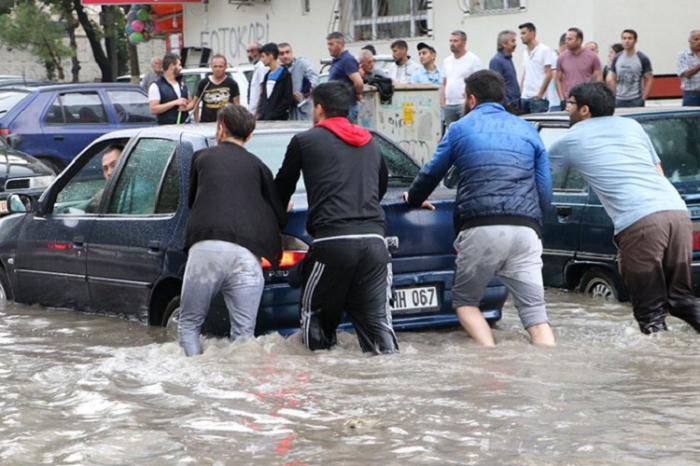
[{"xmin": 0, "ymin": 91, "xmax": 30, "ymax": 118}]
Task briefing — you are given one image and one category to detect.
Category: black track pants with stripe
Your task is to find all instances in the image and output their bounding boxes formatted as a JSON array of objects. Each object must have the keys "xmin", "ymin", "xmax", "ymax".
[{"xmin": 300, "ymin": 236, "xmax": 399, "ymax": 354}]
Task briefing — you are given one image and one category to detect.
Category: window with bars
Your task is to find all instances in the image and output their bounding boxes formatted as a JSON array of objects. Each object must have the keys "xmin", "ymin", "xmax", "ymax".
[
  {"xmin": 464, "ymin": 0, "xmax": 526, "ymax": 15},
  {"xmin": 346, "ymin": 0, "xmax": 431, "ymax": 41}
]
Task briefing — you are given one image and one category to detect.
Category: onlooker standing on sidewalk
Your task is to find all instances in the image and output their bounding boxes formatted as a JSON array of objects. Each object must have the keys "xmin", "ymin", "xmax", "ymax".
[
  {"xmin": 549, "ymin": 82, "xmax": 700, "ymax": 334},
  {"xmin": 556, "ymin": 28, "xmax": 602, "ymax": 103},
  {"xmin": 141, "ymin": 56, "xmax": 162, "ymax": 91},
  {"xmin": 327, "ymin": 32, "xmax": 364, "ymax": 123},
  {"xmin": 606, "ymin": 29, "xmax": 653, "ymax": 107},
  {"xmin": 404, "ymin": 70, "xmax": 555, "ymax": 347},
  {"xmin": 547, "ymin": 33, "xmax": 567, "ymax": 111},
  {"xmin": 278, "ymin": 42, "xmax": 319, "ymax": 121},
  {"xmin": 257, "ymin": 43, "xmax": 294, "ymax": 121},
  {"xmin": 442, "ymin": 30, "xmax": 482, "ymax": 128},
  {"xmin": 193, "ymin": 54, "xmax": 240, "ymax": 123},
  {"xmin": 519, "ymin": 22, "xmax": 552, "ymax": 114},
  {"xmin": 603, "ymin": 43, "xmax": 624, "ymax": 83},
  {"xmin": 247, "ymin": 42, "xmax": 268, "ymax": 115},
  {"xmin": 275, "ymin": 81, "xmax": 398, "ymax": 354},
  {"xmin": 179, "ymin": 104, "xmax": 286, "ymax": 356},
  {"xmin": 358, "ymin": 49, "xmax": 388, "ymax": 80},
  {"xmin": 411, "ymin": 42, "xmax": 442, "ymax": 86},
  {"xmin": 387, "ymin": 39, "xmax": 421, "ymax": 84},
  {"xmin": 148, "ymin": 54, "xmax": 191, "ymax": 125},
  {"xmin": 677, "ymin": 30, "xmax": 700, "ymax": 106},
  {"xmin": 489, "ymin": 30, "xmax": 521, "ymax": 114}
]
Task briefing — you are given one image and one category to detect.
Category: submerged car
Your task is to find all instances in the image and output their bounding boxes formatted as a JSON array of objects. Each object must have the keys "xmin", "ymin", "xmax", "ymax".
[
  {"xmin": 0, "ymin": 123, "xmax": 506, "ymax": 336},
  {"xmin": 524, "ymin": 107, "xmax": 700, "ymax": 301}
]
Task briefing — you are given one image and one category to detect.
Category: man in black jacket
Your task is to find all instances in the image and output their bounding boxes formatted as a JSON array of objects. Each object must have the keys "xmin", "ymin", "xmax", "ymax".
[
  {"xmin": 275, "ymin": 81, "xmax": 398, "ymax": 354},
  {"xmin": 178, "ymin": 104, "xmax": 286, "ymax": 356},
  {"xmin": 257, "ymin": 42, "xmax": 294, "ymax": 120}
]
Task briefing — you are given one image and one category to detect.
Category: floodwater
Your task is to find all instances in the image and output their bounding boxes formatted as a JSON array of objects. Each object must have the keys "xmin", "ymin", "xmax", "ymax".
[{"xmin": 1, "ymin": 290, "xmax": 699, "ymax": 465}]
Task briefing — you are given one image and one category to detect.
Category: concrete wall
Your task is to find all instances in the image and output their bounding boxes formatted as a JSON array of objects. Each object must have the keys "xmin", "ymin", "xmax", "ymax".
[{"xmin": 183, "ymin": 0, "xmax": 697, "ymax": 76}]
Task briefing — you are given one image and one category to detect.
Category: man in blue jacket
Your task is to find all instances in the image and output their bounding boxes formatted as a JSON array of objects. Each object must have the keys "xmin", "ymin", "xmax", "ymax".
[{"xmin": 404, "ymin": 69, "xmax": 555, "ymax": 347}]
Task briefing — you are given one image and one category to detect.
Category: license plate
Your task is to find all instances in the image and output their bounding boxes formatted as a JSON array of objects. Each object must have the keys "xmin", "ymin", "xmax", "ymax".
[
  {"xmin": 391, "ymin": 286, "xmax": 439, "ymax": 314},
  {"xmin": 0, "ymin": 200, "xmax": 6, "ymax": 213}
]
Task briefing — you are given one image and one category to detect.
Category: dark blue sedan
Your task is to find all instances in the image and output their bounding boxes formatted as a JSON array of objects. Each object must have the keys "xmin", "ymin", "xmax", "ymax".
[{"xmin": 0, "ymin": 123, "xmax": 507, "ymax": 336}]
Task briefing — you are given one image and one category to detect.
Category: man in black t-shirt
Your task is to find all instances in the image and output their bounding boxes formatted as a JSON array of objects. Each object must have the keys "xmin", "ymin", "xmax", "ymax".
[{"xmin": 194, "ymin": 54, "xmax": 240, "ymax": 123}]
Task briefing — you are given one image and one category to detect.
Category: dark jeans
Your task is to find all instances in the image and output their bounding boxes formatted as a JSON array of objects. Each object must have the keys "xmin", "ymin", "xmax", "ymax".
[
  {"xmin": 615, "ymin": 210, "xmax": 700, "ymax": 334},
  {"xmin": 616, "ymin": 97, "xmax": 645, "ymax": 108},
  {"xmin": 300, "ymin": 235, "xmax": 399, "ymax": 354},
  {"xmin": 521, "ymin": 98, "xmax": 550, "ymax": 114},
  {"xmin": 682, "ymin": 91, "xmax": 700, "ymax": 106}
]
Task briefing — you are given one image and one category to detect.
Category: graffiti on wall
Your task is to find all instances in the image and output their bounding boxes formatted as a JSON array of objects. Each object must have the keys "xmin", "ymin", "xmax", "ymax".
[{"xmin": 199, "ymin": 14, "xmax": 270, "ymax": 63}]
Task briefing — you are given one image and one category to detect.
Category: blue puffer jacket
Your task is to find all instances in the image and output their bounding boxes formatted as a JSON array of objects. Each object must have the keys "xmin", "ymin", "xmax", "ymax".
[{"xmin": 407, "ymin": 102, "xmax": 552, "ymax": 233}]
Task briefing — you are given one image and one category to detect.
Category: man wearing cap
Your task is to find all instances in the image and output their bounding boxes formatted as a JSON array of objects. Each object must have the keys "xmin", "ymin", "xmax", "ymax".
[
  {"xmin": 387, "ymin": 39, "xmax": 421, "ymax": 84},
  {"xmin": 411, "ymin": 42, "xmax": 443, "ymax": 86}
]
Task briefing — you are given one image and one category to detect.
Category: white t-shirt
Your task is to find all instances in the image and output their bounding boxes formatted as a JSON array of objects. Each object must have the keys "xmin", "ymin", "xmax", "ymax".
[
  {"xmin": 547, "ymin": 52, "xmax": 560, "ymax": 108},
  {"xmin": 522, "ymin": 43, "xmax": 552, "ymax": 98},
  {"xmin": 443, "ymin": 51, "xmax": 483, "ymax": 105},
  {"xmin": 248, "ymin": 61, "xmax": 269, "ymax": 114},
  {"xmin": 148, "ymin": 80, "xmax": 181, "ymax": 101},
  {"xmin": 387, "ymin": 60, "xmax": 421, "ymax": 84}
]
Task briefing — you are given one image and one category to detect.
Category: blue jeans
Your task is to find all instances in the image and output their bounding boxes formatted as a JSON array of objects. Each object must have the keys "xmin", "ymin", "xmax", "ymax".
[
  {"xmin": 616, "ymin": 97, "xmax": 644, "ymax": 108},
  {"xmin": 348, "ymin": 102, "xmax": 359, "ymax": 124},
  {"xmin": 178, "ymin": 240, "xmax": 264, "ymax": 356},
  {"xmin": 521, "ymin": 98, "xmax": 550, "ymax": 114},
  {"xmin": 682, "ymin": 91, "xmax": 700, "ymax": 106}
]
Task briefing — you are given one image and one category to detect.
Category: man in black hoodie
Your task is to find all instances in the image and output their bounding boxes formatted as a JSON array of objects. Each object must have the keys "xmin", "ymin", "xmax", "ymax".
[
  {"xmin": 179, "ymin": 104, "xmax": 286, "ymax": 356},
  {"xmin": 275, "ymin": 81, "xmax": 398, "ymax": 354},
  {"xmin": 257, "ymin": 42, "xmax": 294, "ymax": 120}
]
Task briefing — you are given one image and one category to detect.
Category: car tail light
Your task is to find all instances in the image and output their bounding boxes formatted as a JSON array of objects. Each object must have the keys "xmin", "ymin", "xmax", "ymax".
[
  {"xmin": 693, "ymin": 231, "xmax": 700, "ymax": 252},
  {"xmin": 0, "ymin": 128, "xmax": 9, "ymax": 137},
  {"xmin": 261, "ymin": 235, "xmax": 308, "ymax": 269}
]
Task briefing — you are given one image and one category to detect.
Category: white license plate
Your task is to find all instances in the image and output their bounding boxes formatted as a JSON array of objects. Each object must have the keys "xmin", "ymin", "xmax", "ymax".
[
  {"xmin": 0, "ymin": 200, "xmax": 6, "ymax": 213},
  {"xmin": 391, "ymin": 286, "xmax": 439, "ymax": 314}
]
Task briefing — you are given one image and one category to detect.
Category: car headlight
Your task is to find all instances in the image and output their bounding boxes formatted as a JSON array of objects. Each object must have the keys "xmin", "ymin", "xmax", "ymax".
[{"xmin": 27, "ymin": 175, "xmax": 55, "ymax": 189}]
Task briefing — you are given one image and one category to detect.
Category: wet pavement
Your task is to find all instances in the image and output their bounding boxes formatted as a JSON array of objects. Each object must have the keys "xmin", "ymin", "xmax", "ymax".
[{"xmin": 1, "ymin": 290, "xmax": 699, "ymax": 465}]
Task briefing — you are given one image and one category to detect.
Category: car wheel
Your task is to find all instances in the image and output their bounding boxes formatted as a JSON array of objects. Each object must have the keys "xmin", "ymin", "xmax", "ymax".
[
  {"xmin": 0, "ymin": 268, "xmax": 12, "ymax": 301},
  {"xmin": 162, "ymin": 296, "xmax": 181, "ymax": 340},
  {"xmin": 578, "ymin": 268, "xmax": 620, "ymax": 301}
]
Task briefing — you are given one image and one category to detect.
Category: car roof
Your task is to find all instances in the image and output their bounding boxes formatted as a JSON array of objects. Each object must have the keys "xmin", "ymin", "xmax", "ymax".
[
  {"xmin": 0, "ymin": 82, "xmax": 147, "ymax": 93},
  {"xmin": 523, "ymin": 106, "xmax": 700, "ymax": 122}
]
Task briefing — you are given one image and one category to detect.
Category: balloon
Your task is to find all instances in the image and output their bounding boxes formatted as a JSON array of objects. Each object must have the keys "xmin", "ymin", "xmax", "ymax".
[
  {"xmin": 131, "ymin": 20, "xmax": 145, "ymax": 32},
  {"xmin": 132, "ymin": 4, "xmax": 140, "ymax": 10},
  {"xmin": 125, "ymin": 23, "xmax": 134, "ymax": 34},
  {"xmin": 129, "ymin": 32, "xmax": 144, "ymax": 44},
  {"xmin": 137, "ymin": 9, "xmax": 149, "ymax": 22},
  {"xmin": 126, "ymin": 10, "xmax": 137, "ymax": 22}
]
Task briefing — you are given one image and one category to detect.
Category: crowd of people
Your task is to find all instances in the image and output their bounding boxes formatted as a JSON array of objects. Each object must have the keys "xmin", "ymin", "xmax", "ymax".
[{"xmin": 134, "ymin": 27, "xmax": 700, "ymax": 356}]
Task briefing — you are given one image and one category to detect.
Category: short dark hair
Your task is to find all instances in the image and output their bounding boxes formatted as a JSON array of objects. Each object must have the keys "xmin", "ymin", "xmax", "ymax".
[
  {"xmin": 568, "ymin": 27, "xmax": 584, "ymax": 41},
  {"xmin": 391, "ymin": 39, "xmax": 408, "ymax": 50},
  {"xmin": 621, "ymin": 29, "xmax": 638, "ymax": 41},
  {"xmin": 361, "ymin": 44, "xmax": 376, "ymax": 55},
  {"xmin": 611, "ymin": 43, "xmax": 624, "ymax": 54},
  {"xmin": 217, "ymin": 103, "xmax": 256, "ymax": 140},
  {"xmin": 569, "ymin": 82, "xmax": 615, "ymax": 118},
  {"xmin": 312, "ymin": 81, "xmax": 353, "ymax": 119},
  {"xmin": 518, "ymin": 22, "xmax": 536, "ymax": 32},
  {"xmin": 326, "ymin": 31, "xmax": 344, "ymax": 42},
  {"xmin": 464, "ymin": 70, "xmax": 505, "ymax": 105},
  {"xmin": 559, "ymin": 33, "xmax": 566, "ymax": 45},
  {"xmin": 105, "ymin": 143, "xmax": 124, "ymax": 154},
  {"xmin": 210, "ymin": 53, "xmax": 227, "ymax": 66},
  {"xmin": 278, "ymin": 42, "xmax": 291, "ymax": 49},
  {"xmin": 162, "ymin": 54, "xmax": 180, "ymax": 72},
  {"xmin": 260, "ymin": 42, "xmax": 279, "ymax": 59}
]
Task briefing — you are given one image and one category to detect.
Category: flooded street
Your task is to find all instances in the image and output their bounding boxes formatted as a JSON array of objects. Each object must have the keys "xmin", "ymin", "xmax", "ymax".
[{"xmin": 1, "ymin": 290, "xmax": 699, "ymax": 465}]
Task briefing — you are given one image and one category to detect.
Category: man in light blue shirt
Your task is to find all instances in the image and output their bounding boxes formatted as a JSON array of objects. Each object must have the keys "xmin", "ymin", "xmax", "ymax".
[
  {"xmin": 411, "ymin": 42, "xmax": 443, "ymax": 126},
  {"xmin": 549, "ymin": 82, "xmax": 700, "ymax": 335}
]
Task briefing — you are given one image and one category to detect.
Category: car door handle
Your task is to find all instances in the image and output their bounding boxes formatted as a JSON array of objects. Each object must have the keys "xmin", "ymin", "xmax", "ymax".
[
  {"xmin": 148, "ymin": 240, "xmax": 162, "ymax": 253},
  {"xmin": 73, "ymin": 236, "xmax": 84, "ymax": 248},
  {"xmin": 556, "ymin": 206, "xmax": 572, "ymax": 216},
  {"xmin": 53, "ymin": 135, "xmax": 65, "ymax": 141}
]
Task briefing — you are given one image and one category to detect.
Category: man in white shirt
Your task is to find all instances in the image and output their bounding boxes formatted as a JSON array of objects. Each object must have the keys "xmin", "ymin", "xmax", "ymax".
[
  {"xmin": 519, "ymin": 22, "xmax": 552, "ymax": 114},
  {"xmin": 247, "ymin": 42, "xmax": 268, "ymax": 115},
  {"xmin": 387, "ymin": 39, "xmax": 421, "ymax": 84},
  {"xmin": 441, "ymin": 30, "xmax": 483, "ymax": 129}
]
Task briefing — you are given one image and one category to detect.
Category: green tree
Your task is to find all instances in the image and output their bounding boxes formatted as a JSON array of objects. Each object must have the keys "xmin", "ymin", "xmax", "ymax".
[{"xmin": 0, "ymin": 1, "xmax": 74, "ymax": 80}]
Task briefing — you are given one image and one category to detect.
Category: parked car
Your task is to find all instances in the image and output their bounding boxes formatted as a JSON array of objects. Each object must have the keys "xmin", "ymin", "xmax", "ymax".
[
  {"xmin": 0, "ymin": 122, "xmax": 506, "ymax": 337},
  {"xmin": 523, "ymin": 107, "xmax": 700, "ymax": 301},
  {"xmin": 0, "ymin": 83, "xmax": 156, "ymax": 173},
  {"xmin": 0, "ymin": 137, "xmax": 55, "ymax": 216}
]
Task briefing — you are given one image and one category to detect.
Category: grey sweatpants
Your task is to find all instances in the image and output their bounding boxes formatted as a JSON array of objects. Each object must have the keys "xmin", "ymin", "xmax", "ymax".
[{"xmin": 178, "ymin": 240, "xmax": 264, "ymax": 356}]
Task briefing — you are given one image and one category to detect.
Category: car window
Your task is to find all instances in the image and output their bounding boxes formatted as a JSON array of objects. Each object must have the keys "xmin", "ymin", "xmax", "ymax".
[
  {"xmin": 637, "ymin": 115, "xmax": 700, "ymax": 184},
  {"xmin": 537, "ymin": 125, "xmax": 587, "ymax": 193},
  {"xmin": 46, "ymin": 92, "xmax": 108, "ymax": 124},
  {"xmin": 53, "ymin": 141, "xmax": 128, "ymax": 215},
  {"xmin": 373, "ymin": 134, "xmax": 420, "ymax": 186},
  {"xmin": 0, "ymin": 90, "xmax": 30, "ymax": 118},
  {"xmin": 107, "ymin": 138, "xmax": 177, "ymax": 215},
  {"xmin": 106, "ymin": 90, "xmax": 155, "ymax": 123},
  {"xmin": 246, "ymin": 132, "xmax": 306, "ymax": 191}
]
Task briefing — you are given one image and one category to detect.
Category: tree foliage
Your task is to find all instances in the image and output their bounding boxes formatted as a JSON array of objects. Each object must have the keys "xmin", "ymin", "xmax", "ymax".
[{"xmin": 0, "ymin": 1, "xmax": 74, "ymax": 80}]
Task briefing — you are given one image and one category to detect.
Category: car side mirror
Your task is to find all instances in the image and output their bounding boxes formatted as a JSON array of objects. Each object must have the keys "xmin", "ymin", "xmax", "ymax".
[
  {"xmin": 7, "ymin": 193, "xmax": 33, "ymax": 214},
  {"xmin": 443, "ymin": 166, "xmax": 458, "ymax": 189}
]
